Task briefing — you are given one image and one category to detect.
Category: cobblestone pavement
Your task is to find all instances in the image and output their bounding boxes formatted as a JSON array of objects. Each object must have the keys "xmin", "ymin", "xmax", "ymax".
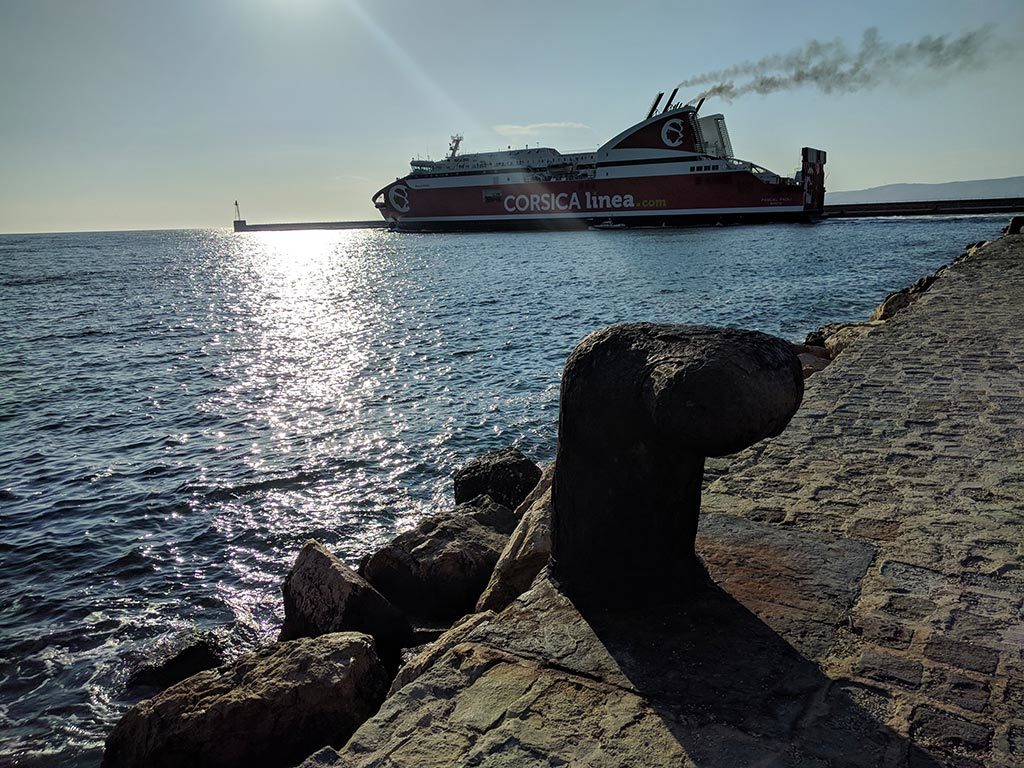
[{"xmin": 703, "ymin": 233, "xmax": 1024, "ymax": 767}]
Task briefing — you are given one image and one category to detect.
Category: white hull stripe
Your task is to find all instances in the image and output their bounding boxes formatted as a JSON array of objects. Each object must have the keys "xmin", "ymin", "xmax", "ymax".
[
  {"xmin": 399, "ymin": 206, "xmax": 805, "ymax": 222},
  {"xmin": 408, "ymin": 165, "xmax": 728, "ymax": 188}
]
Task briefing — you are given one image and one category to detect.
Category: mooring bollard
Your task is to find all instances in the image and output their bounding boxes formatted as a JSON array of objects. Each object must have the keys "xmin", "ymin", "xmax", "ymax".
[{"xmin": 551, "ymin": 323, "xmax": 804, "ymax": 601}]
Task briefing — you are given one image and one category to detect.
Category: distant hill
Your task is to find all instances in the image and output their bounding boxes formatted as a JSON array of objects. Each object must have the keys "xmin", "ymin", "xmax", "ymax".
[{"xmin": 826, "ymin": 176, "xmax": 1024, "ymax": 205}]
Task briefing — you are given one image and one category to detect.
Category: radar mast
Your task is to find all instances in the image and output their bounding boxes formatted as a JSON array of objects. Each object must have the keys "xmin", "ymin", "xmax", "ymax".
[{"xmin": 447, "ymin": 135, "xmax": 463, "ymax": 160}]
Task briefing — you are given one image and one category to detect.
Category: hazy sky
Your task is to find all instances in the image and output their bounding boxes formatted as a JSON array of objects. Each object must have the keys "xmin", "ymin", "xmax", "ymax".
[{"xmin": 2, "ymin": 0, "xmax": 1022, "ymax": 233}]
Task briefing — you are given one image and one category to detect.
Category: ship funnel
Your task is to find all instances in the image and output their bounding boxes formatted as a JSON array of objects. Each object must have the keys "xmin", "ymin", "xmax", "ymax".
[
  {"xmin": 646, "ymin": 92, "xmax": 664, "ymax": 119},
  {"xmin": 662, "ymin": 88, "xmax": 679, "ymax": 113}
]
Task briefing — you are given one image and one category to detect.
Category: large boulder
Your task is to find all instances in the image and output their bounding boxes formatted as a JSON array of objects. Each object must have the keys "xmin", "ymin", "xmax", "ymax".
[
  {"xmin": 280, "ymin": 540, "xmax": 411, "ymax": 662},
  {"xmin": 361, "ymin": 496, "xmax": 514, "ymax": 622},
  {"xmin": 103, "ymin": 632, "xmax": 389, "ymax": 768},
  {"xmin": 127, "ymin": 630, "xmax": 226, "ymax": 690},
  {"xmin": 552, "ymin": 324, "xmax": 803, "ymax": 602},
  {"xmin": 453, "ymin": 446, "xmax": 542, "ymax": 509},
  {"xmin": 476, "ymin": 463, "xmax": 554, "ymax": 612}
]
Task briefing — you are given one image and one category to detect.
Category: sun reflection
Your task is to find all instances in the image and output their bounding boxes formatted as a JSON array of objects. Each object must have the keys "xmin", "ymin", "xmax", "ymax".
[{"xmin": 201, "ymin": 229, "xmax": 413, "ymax": 609}]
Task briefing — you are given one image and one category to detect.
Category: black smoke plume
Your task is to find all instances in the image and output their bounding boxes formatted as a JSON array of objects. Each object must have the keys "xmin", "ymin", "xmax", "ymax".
[{"xmin": 682, "ymin": 27, "xmax": 997, "ymax": 102}]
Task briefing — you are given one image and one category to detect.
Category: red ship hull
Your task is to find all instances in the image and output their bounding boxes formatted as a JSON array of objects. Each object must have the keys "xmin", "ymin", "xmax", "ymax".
[{"xmin": 378, "ymin": 171, "xmax": 815, "ymax": 231}]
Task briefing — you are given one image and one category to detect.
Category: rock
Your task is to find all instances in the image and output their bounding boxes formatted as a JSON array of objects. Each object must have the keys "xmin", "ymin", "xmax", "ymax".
[
  {"xmin": 453, "ymin": 446, "xmax": 542, "ymax": 509},
  {"xmin": 389, "ymin": 610, "xmax": 495, "ymax": 695},
  {"xmin": 476, "ymin": 463, "xmax": 554, "ymax": 612},
  {"xmin": 361, "ymin": 497, "xmax": 514, "ymax": 622},
  {"xmin": 790, "ymin": 342, "xmax": 830, "ymax": 358},
  {"xmin": 103, "ymin": 632, "xmax": 389, "ymax": 768},
  {"xmin": 1007, "ymin": 215, "xmax": 1023, "ymax": 235},
  {"xmin": 459, "ymin": 492, "xmax": 520, "ymax": 535},
  {"xmin": 127, "ymin": 631, "xmax": 226, "ymax": 690},
  {"xmin": 806, "ymin": 321, "xmax": 883, "ymax": 357},
  {"xmin": 279, "ymin": 540, "xmax": 411, "ymax": 662},
  {"xmin": 552, "ymin": 324, "xmax": 803, "ymax": 601},
  {"xmin": 826, "ymin": 322, "xmax": 884, "ymax": 356},
  {"xmin": 803, "ymin": 327, "xmax": 829, "ymax": 347},
  {"xmin": 798, "ymin": 350, "xmax": 831, "ymax": 379},
  {"xmin": 870, "ymin": 273, "xmax": 937, "ymax": 321}
]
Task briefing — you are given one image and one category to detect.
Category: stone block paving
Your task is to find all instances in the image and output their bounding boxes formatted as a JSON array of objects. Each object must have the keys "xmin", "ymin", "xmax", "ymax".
[{"xmin": 703, "ymin": 234, "xmax": 1024, "ymax": 767}]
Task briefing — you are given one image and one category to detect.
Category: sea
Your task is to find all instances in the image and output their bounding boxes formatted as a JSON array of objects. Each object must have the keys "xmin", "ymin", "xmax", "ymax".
[{"xmin": 0, "ymin": 215, "xmax": 1009, "ymax": 766}]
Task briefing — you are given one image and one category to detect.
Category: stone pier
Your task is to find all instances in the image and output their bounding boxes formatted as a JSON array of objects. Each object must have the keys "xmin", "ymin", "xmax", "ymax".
[{"xmin": 305, "ymin": 233, "xmax": 1024, "ymax": 768}]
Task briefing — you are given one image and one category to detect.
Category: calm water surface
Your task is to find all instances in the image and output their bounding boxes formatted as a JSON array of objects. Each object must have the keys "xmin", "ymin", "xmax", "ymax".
[{"xmin": 0, "ymin": 217, "xmax": 1007, "ymax": 765}]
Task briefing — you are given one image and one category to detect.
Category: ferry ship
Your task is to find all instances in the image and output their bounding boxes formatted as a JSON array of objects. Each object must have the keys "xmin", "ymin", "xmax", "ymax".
[{"xmin": 373, "ymin": 90, "xmax": 826, "ymax": 231}]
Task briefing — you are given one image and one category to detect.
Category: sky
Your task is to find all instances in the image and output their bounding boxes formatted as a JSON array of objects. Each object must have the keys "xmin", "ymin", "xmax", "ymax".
[{"xmin": 1, "ymin": 0, "xmax": 1022, "ymax": 233}]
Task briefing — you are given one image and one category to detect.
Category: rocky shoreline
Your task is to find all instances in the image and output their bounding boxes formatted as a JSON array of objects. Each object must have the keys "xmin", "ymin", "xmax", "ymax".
[{"xmin": 103, "ymin": 234, "xmax": 1003, "ymax": 768}]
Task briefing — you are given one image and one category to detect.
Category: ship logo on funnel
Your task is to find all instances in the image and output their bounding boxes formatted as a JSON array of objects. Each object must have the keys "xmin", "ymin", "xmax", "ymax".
[{"xmin": 660, "ymin": 119, "xmax": 686, "ymax": 148}]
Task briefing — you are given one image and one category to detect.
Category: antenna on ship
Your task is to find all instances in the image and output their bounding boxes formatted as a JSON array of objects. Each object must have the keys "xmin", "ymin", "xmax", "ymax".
[
  {"xmin": 646, "ymin": 92, "xmax": 664, "ymax": 119},
  {"xmin": 662, "ymin": 87, "xmax": 679, "ymax": 113},
  {"xmin": 234, "ymin": 200, "xmax": 241, "ymax": 221},
  {"xmin": 447, "ymin": 135, "xmax": 463, "ymax": 160}
]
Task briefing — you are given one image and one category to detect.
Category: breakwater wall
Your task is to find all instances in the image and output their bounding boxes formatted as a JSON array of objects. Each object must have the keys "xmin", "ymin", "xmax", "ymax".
[
  {"xmin": 232, "ymin": 219, "xmax": 387, "ymax": 232},
  {"xmin": 824, "ymin": 196, "xmax": 1024, "ymax": 218},
  {"xmin": 229, "ymin": 198, "xmax": 1024, "ymax": 232}
]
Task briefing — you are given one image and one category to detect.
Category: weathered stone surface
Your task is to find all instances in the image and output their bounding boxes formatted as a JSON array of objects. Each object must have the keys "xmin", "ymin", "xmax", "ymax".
[
  {"xmin": 305, "ymin": 575, "xmax": 937, "ymax": 767},
  {"xmin": 697, "ymin": 513, "xmax": 876, "ymax": 657},
  {"xmin": 552, "ymin": 323, "xmax": 802, "ymax": 600},
  {"xmin": 1009, "ymin": 724, "xmax": 1024, "ymax": 756},
  {"xmin": 792, "ymin": 342, "xmax": 832, "ymax": 378},
  {"xmin": 924, "ymin": 669, "xmax": 990, "ymax": 713},
  {"xmin": 476, "ymin": 463, "xmax": 554, "ymax": 612},
  {"xmin": 855, "ymin": 649, "xmax": 923, "ymax": 689},
  {"xmin": 798, "ymin": 349, "xmax": 831, "ymax": 378},
  {"xmin": 279, "ymin": 540, "xmax": 411, "ymax": 660},
  {"xmin": 458, "ymin": 493, "xmax": 520, "ymax": 535},
  {"xmin": 871, "ymin": 273, "xmax": 937, "ymax": 321},
  {"xmin": 104, "ymin": 633, "xmax": 389, "ymax": 768},
  {"xmin": 853, "ymin": 614, "xmax": 915, "ymax": 650},
  {"xmin": 923, "ymin": 636, "xmax": 1000, "ymax": 674},
  {"xmin": 389, "ymin": 610, "xmax": 495, "ymax": 695},
  {"xmin": 127, "ymin": 631, "xmax": 225, "ymax": 690},
  {"xmin": 827, "ymin": 321, "xmax": 883, "ymax": 356},
  {"xmin": 361, "ymin": 497, "xmax": 514, "ymax": 621},
  {"xmin": 804, "ymin": 321, "xmax": 883, "ymax": 356},
  {"xmin": 908, "ymin": 705, "xmax": 993, "ymax": 753},
  {"xmin": 453, "ymin": 446, "xmax": 542, "ymax": 509}
]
